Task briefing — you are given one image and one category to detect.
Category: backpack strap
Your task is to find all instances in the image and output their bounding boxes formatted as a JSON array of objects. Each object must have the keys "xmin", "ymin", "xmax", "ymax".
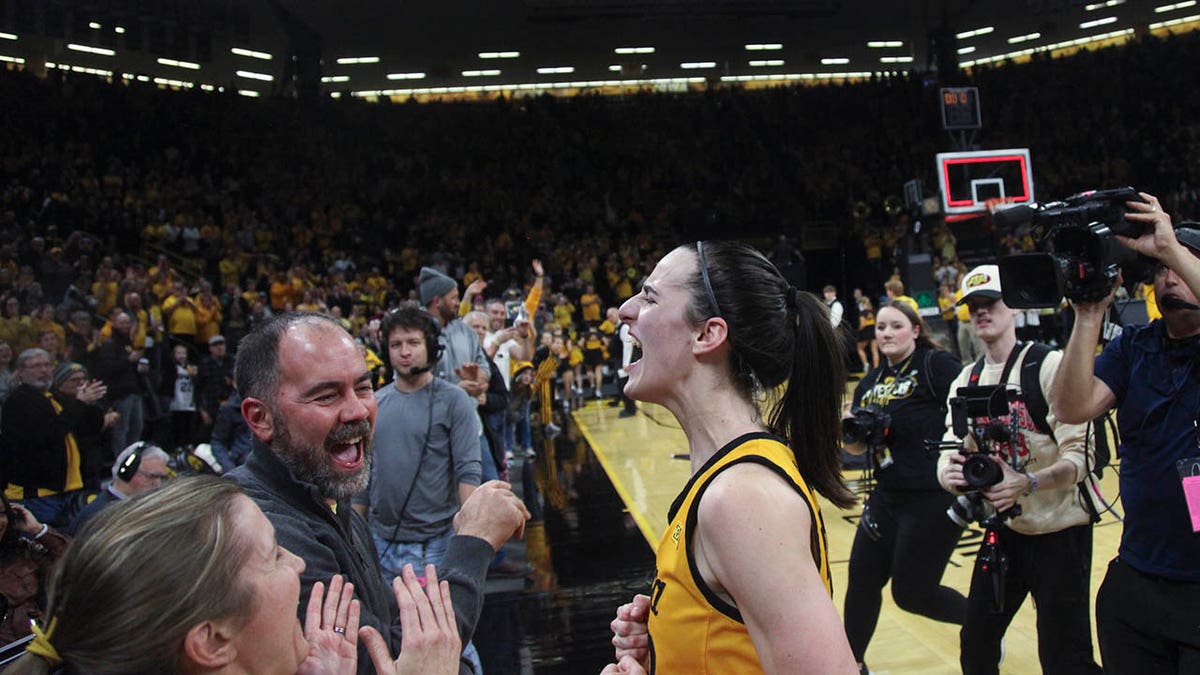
[
  {"xmin": 968, "ymin": 342, "xmax": 1054, "ymax": 438},
  {"xmin": 1016, "ymin": 342, "xmax": 1055, "ymax": 439},
  {"xmin": 920, "ymin": 348, "xmax": 959, "ymax": 418},
  {"xmin": 968, "ymin": 353, "xmax": 987, "ymax": 385}
]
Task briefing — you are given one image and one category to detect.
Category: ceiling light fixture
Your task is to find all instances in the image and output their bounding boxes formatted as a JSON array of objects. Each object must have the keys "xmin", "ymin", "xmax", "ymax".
[{"xmin": 231, "ymin": 47, "xmax": 272, "ymax": 60}]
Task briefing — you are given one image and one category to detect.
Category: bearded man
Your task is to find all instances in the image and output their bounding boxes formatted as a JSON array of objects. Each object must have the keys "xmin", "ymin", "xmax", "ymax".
[{"xmin": 228, "ymin": 312, "xmax": 529, "ymax": 675}]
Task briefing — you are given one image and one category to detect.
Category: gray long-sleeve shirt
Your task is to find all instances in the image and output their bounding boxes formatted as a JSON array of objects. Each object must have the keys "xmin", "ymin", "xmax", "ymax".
[{"xmin": 357, "ymin": 377, "xmax": 482, "ymax": 542}]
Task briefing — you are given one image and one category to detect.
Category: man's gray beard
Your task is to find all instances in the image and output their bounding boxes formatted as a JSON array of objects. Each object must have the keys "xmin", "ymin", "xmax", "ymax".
[
  {"xmin": 272, "ymin": 413, "xmax": 373, "ymax": 502},
  {"xmin": 26, "ymin": 377, "xmax": 50, "ymax": 391}
]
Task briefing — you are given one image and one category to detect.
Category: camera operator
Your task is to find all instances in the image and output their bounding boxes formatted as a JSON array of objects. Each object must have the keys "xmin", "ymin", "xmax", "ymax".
[
  {"xmin": 841, "ymin": 301, "xmax": 966, "ymax": 673},
  {"xmin": 1051, "ymin": 193, "xmax": 1200, "ymax": 673},
  {"xmin": 936, "ymin": 264, "xmax": 1101, "ymax": 675}
]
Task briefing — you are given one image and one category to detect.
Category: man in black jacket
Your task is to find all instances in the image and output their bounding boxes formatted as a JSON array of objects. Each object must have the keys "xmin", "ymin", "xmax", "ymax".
[
  {"xmin": 0, "ymin": 349, "xmax": 88, "ymax": 526},
  {"xmin": 196, "ymin": 334, "xmax": 234, "ymax": 433},
  {"xmin": 90, "ymin": 310, "xmax": 146, "ymax": 455},
  {"xmin": 227, "ymin": 312, "xmax": 529, "ymax": 675}
]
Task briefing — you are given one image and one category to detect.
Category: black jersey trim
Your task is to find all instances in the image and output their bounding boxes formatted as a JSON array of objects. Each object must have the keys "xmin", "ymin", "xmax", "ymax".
[
  {"xmin": 666, "ymin": 431, "xmax": 777, "ymax": 522},
  {"xmin": 682, "ymin": 451, "xmax": 823, "ymax": 624}
]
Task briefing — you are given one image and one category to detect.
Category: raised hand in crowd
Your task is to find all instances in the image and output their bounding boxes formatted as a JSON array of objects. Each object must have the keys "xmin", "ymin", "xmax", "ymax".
[{"xmin": 74, "ymin": 379, "xmax": 107, "ymax": 405}]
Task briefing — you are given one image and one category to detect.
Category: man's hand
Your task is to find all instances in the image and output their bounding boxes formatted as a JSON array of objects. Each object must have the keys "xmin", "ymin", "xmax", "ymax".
[
  {"xmin": 453, "ymin": 480, "xmax": 530, "ymax": 551},
  {"xmin": 76, "ymin": 379, "xmax": 108, "ymax": 404},
  {"xmin": 980, "ymin": 457, "xmax": 1029, "ymax": 513},
  {"xmin": 1071, "ymin": 270, "xmax": 1122, "ymax": 324},
  {"xmin": 455, "ymin": 362, "xmax": 480, "ymax": 382},
  {"xmin": 1119, "ymin": 193, "xmax": 1180, "ymax": 263},
  {"xmin": 531, "ymin": 259, "xmax": 544, "ymax": 278},
  {"xmin": 457, "ymin": 378, "xmax": 487, "ymax": 397},
  {"xmin": 464, "ymin": 279, "xmax": 487, "ymax": 299},
  {"xmin": 361, "ymin": 564, "xmax": 461, "ymax": 675},
  {"xmin": 941, "ymin": 452, "xmax": 969, "ymax": 493}
]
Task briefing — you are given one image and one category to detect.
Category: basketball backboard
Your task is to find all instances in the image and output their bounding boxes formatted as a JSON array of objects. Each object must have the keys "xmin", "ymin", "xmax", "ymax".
[{"xmin": 936, "ymin": 148, "xmax": 1034, "ymax": 215}]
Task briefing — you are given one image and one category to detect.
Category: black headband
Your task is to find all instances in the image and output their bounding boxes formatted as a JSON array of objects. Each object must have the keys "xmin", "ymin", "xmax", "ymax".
[{"xmin": 697, "ymin": 241, "xmax": 722, "ymax": 318}]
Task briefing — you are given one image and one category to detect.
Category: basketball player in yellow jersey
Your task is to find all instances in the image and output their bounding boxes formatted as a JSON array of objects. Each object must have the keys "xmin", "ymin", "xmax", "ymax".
[{"xmin": 605, "ymin": 242, "xmax": 858, "ymax": 675}]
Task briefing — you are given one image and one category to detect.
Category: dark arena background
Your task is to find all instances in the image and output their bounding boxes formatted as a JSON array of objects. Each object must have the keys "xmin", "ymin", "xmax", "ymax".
[{"xmin": 0, "ymin": 1, "xmax": 1196, "ymax": 673}]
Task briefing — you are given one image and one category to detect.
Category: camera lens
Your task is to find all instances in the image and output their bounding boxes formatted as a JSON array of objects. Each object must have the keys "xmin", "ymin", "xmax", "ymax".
[
  {"xmin": 963, "ymin": 454, "xmax": 1003, "ymax": 488},
  {"xmin": 946, "ymin": 494, "xmax": 975, "ymax": 528},
  {"xmin": 841, "ymin": 418, "xmax": 866, "ymax": 445}
]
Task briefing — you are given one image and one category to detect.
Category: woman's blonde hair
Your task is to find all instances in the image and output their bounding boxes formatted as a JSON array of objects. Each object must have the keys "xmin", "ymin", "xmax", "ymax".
[{"xmin": 8, "ymin": 476, "xmax": 257, "ymax": 675}]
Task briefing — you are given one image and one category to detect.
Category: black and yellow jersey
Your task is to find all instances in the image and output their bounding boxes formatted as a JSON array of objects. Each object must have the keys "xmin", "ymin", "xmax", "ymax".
[{"xmin": 645, "ymin": 432, "xmax": 830, "ymax": 674}]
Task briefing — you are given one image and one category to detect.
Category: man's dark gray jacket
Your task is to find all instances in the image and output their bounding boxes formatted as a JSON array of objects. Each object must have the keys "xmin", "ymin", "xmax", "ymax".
[{"xmin": 229, "ymin": 441, "xmax": 493, "ymax": 674}]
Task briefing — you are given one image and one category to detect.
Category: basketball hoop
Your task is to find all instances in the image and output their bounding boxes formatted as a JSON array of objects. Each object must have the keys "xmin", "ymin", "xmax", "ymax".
[{"xmin": 936, "ymin": 148, "xmax": 1034, "ymax": 215}]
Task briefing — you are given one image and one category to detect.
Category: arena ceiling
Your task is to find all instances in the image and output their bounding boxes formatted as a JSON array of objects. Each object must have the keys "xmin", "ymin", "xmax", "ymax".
[{"xmin": 0, "ymin": 0, "xmax": 1190, "ymax": 97}]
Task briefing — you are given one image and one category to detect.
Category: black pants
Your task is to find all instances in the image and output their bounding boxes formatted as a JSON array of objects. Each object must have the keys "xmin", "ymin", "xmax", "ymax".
[
  {"xmin": 843, "ymin": 488, "xmax": 966, "ymax": 662},
  {"xmin": 614, "ymin": 374, "xmax": 635, "ymax": 413},
  {"xmin": 960, "ymin": 523, "xmax": 1101, "ymax": 675},
  {"xmin": 1097, "ymin": 557, "xmax": 1200, "ymax": 674}
]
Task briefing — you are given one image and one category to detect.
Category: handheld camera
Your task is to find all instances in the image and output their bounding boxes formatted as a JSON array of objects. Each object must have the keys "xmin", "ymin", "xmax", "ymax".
[
  {"xmin": 996, "ymin": 187, "xmax": 1153, "ymax": 308},
  {"xmin": 842, "ymin": 403, "xmax": 892, "ymax": 465},
  {"xmin": 937, "ymin": 384, "xmax": 1026, "ymax": 529}
]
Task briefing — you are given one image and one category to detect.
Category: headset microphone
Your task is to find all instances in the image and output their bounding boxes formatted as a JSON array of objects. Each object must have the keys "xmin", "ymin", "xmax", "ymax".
[{"xmin": 1160, "ymin": 296, "xmax": 1200, "ymax": 311}]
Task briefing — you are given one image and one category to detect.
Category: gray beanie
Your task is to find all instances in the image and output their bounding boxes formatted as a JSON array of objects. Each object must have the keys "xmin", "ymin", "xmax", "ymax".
[
  {"xmin": 53, "ymin": 361, "xmax": 86, "ymax": 388},
  {"xmin": 418, "ymin": 267, "xmax": 457, "ymax": 306}
]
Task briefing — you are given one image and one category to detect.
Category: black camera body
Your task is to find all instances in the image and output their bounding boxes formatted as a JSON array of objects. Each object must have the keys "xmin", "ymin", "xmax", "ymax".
[
  {"xmin": 996, "ymin": 187, "xmax": 1153, "ymax": 308},
  {"xmin": 842, "ymin": 404, "xmax": 891, "ymax": 451},
  {"xmin": 940, "ymin": 384, "xmax": 1030, "ymax": 529},
  {"xmin": 949, "ymin": 384, "xmax": 1021, "ymax": 490}
]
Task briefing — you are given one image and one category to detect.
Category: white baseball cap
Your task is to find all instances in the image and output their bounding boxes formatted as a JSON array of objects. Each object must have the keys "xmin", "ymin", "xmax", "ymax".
[{"xmin": 957, "ymin": 264, "xmax": 1003, "ymax": 305}]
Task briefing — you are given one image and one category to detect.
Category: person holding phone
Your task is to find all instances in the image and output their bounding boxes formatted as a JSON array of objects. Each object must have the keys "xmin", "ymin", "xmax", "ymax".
[{"xmin": 0, "ymin": 497, "xmax": 69, "ymax": 645}]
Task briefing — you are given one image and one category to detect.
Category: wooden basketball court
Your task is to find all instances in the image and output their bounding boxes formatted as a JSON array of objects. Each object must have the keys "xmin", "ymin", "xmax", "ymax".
[{"xmin": 572, "ymin": 397, "xmax": 1122, "ymax": 674}]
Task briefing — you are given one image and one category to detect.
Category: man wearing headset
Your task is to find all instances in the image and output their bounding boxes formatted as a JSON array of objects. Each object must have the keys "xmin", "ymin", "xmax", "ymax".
[
  {"xmin": 353, "ymin": 306, "xmax": 484, "ymax": 673},
  {"xmin": 1052, "ymin": 193, "xmax": 1200, "ymax": 673},
  {"xmin": 352, "ymin": 306, "xmax": 481, "ymax": 581},
  {"xmin": 67, "ymin": 441, "xmax": 170, "ymax": 535}
]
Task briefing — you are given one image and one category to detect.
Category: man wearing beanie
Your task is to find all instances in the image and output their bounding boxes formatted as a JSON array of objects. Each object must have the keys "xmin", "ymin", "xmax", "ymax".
[
  {"xmin": 50, "ymin": 362, "xmax": 115, "ymax": 491},
  {"xmin": 417, "ymin": 266, "xmax": 491, "ymax": 399},
  {"xmin": 0, "ymin": 351, "xmax": 98, "ymax": 525},
  {"xmin": 415, "ymin": 266, "xmax": 518, "ymax": 578}
]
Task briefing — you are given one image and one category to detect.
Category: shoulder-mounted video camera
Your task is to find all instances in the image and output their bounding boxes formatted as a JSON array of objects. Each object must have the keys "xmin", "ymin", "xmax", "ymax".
[{"xmin": 995, "ymin": 187, "xmax": 1153, "ymax": 308}]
